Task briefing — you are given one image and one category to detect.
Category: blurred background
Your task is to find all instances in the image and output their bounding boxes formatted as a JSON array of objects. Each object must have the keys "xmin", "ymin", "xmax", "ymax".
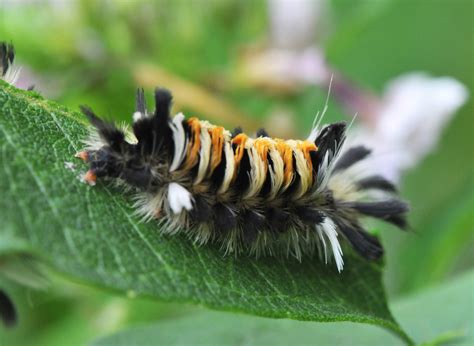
[{"xmin": 0, "ymin": 0, "xmax": 472, "ymax": 344}]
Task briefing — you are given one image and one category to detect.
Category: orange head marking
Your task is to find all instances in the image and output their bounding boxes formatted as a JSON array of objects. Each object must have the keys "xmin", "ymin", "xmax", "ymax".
[
  {"xmin": 75, "ymin": 151, "xmax": 89, "ymax": 163},
  {"xmin": 84, "ymin": 170, "xmax": 97, "ymax": 186}
]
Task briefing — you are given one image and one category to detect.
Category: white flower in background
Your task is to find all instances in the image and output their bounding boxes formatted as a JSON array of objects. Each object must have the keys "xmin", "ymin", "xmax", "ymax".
[
  {"xmin": 249, "ymin": 0, "xmax": 470, "ymax": 183},
  {"xmin": 348, "ymin": 73, "xmax": 469, "ymax": 182}
]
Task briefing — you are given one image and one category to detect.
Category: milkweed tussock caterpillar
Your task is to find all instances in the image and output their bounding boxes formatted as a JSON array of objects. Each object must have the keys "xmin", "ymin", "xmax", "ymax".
[
  {"xmin": 75, "ymin": 89, "xmax": 409, "ymax": 272},
  {"xmin": 0, "ymin": 42, "xmax": 408, "ymax": 272}
]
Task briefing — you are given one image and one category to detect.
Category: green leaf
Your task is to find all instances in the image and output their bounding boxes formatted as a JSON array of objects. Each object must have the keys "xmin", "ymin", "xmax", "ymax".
[
  {"xmin": 0, "ymin": 81, "xmax": 410, "ymax": 342},
  {"xmin": 91, "ymin": 270, "xmax": 474, "ymax": 346}
]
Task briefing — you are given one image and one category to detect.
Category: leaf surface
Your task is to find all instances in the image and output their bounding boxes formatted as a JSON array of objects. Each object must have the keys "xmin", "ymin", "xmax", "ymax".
[{"xmin": 91, "ymin": 270, "xmax": 474, "ymax": 346}]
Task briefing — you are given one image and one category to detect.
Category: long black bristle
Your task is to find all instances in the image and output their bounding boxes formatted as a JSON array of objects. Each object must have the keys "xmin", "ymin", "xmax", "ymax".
[
  {"xmin": 153, "ymin": 88, "xmax": 173, "ymax": 154},
  {"xmin": 1, "ymin": 43, "xmax": 9, "ymax": 76},
  {"xmin": 337, "ymin": 222, "xmax": 383, "ymax": 260},
  {"xmin": 333, "ymin": 146, "xmax": 371, "ymax": 173},
  {"xmin": 231, "ymin": 127, "xmax": 243, "ymax": 138},
  {"xmin": 136, "ymin": 88, "xmax": 147, "ymax": 114},
  {"xmin": 80, "ymin": 105, "xmax": 126, "ymax": 153},
  {"xmin": 256, "ymin": 128, "xmax": 270, "ymax": 137},
  {"xmin": 0, "ymin": 290, "xmax": 17, "ymax": 328},
  {"xmin": 295, "ymin": 206, "xmax": 325, "ymax": 225},
  {"xmin": 349, "ymin": 200, "xmax": 409, "ymax": 218},
  {"xmin": 132, "ymin": 88, "xmax": 173, "ymax": 157},
  {"xmin": 357, "ymin": 175, "xmax": 397, "ymax": 193},
  {"xmin": 153, "ymin": 88, "xmax": 172, "ymax": 119},
  {"xmin": 313, "ymin": 122, "xmax": 347, "ymax": 169},
  {"xmin": 6, "ymin": 43, "xmax": 14, "ymax": 65},
  {"xmin": 346, "ymin": 199, "xmax": 409, "ymax": 229},
  {"xmin": 385, "ymin": 214, "xmax": 409, "ymax": 230}
]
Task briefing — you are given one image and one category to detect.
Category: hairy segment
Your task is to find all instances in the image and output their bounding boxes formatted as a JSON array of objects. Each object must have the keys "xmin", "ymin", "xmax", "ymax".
[{"xmin": 76, "ymin": 88, "xmax": 409, "ymax": 272}]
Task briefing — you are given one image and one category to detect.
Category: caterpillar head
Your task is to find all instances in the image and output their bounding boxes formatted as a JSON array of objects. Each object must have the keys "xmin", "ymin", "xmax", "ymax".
[
  {"xmin": 76, "ymin": 148, "xmax": 121, "ymax": 185},
  {"xmin": 76, "ymin": 89, "xmax": 172, "ymax": 188},
  {"xmin": 77, "ymin": 145, "xmax": 157, "ymax": 189}
]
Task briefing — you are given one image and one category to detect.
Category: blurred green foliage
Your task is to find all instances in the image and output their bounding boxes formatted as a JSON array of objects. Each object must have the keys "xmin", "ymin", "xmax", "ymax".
[{"xmin": 0, "ymin": 0, "xmax": 472, "ymax": 344}]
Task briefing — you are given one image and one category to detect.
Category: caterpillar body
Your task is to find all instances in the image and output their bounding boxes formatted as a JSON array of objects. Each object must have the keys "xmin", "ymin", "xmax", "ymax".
[
  {"xmin": 77, "ymin": 89, "xmax": 408, "ymax": 272},
  {"xmin": 0, "ymin": 43, "xmax": 408, "ymax": 272}
]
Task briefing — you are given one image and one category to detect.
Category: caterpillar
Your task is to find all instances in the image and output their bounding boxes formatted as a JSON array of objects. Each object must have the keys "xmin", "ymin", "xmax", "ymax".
[
  {"xmin": 0, "ymin": 42, "xmax": 408, "ymax": 272},
  {"xmin": 77, "ymin": 89, "xmax": 409, "ymax": 272}
]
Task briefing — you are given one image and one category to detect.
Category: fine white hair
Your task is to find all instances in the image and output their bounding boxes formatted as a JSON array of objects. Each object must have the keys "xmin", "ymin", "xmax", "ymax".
[{"xmin": 317, "ymin": 217, "xmax": 344, "ymax": 272}]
